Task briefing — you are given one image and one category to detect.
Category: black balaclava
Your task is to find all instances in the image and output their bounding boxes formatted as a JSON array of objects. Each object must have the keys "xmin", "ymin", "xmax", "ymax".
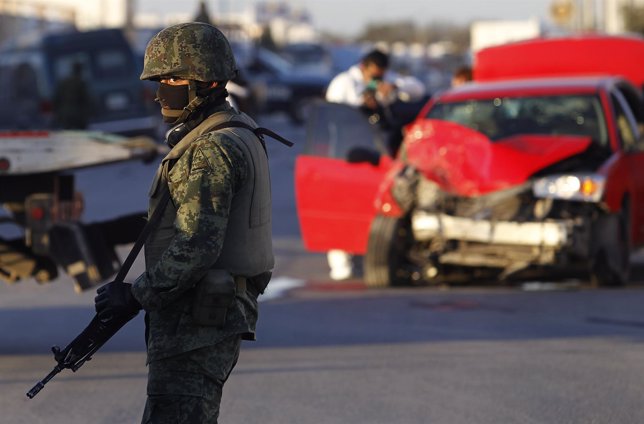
[
  {"xmin": 156, "ymin": 83, "xmax": 190, "ymax": 123},
  {"xmin": 161, "ymin": 83, "xmax": 229, "ymax": 147}
]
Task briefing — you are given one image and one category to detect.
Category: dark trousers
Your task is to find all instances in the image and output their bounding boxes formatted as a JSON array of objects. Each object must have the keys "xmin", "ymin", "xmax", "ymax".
[{"xmin": 141, "ymin": 335, "xmax": 242, "ymax": 423}]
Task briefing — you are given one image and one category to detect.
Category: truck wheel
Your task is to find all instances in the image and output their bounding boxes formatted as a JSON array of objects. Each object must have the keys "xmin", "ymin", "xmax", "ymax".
[
  {"xmin": 33, "ymin": 256, "xmax": 58, "ymax": 283},
  {"xmin": 590, "ymin": 207, "xmax": 630, "ymax": 287},
  {"xmin": 364, "ymin": 215, "xmax": 416, "ymax": 287}
]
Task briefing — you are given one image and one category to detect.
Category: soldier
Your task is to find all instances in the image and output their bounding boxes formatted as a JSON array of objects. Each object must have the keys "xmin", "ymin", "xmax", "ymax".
[
  {"xmin": 94, "ymin": 22, "xmax": 274, "ymax": 423},
  {"xmin": 52, "ymin": 61, "xmax": 92, "ymax": 129}
]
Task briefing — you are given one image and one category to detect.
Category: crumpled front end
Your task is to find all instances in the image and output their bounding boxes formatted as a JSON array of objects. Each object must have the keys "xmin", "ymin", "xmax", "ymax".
[{"xmin": 401, "ymin": 172, "xmax": 601, "ymax": 278}]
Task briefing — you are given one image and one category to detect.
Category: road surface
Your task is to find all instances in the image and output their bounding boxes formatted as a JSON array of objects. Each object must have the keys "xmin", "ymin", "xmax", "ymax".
[{"xmin": 2, "ymin": 116, "xmax": 644, "ymax": 423}]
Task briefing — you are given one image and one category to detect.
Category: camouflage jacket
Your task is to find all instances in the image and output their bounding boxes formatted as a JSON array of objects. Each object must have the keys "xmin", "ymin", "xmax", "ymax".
[{"xmin": 131, "ymin": 103, "xmax": 272, "ymax": 362}]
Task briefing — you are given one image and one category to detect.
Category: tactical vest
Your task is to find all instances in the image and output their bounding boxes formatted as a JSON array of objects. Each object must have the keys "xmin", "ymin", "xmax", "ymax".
[{"xmin": 145, "ymin": 109, "xmax": 274, "ymax": 278}]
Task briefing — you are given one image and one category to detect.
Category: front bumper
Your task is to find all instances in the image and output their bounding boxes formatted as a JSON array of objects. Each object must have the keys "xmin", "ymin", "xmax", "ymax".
[
  {"xmin": 411, "ymin": 210, "xmax": 589, "ymax": 268},
  {"xmin": 412, "ymin": 211, "xmax": 570, "ymax": 247}
]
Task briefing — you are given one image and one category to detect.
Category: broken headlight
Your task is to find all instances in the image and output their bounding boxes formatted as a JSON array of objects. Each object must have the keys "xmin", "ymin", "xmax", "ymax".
[{"xmin": 532, "ymin": 174, "xmax": 605, "ymax": 202}]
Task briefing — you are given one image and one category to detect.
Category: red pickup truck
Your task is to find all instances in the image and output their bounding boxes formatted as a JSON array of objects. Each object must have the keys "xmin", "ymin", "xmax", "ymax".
[{"xmin": 296, "ymin": 35, "xmax": 644, "ymax": 287}]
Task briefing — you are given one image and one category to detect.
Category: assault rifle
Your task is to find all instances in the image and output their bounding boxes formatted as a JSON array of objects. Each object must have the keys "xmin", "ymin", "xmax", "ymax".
[
  {"xmin": 26, "ymin": 189, "xmax": 170, "ymax": 399},
  {"xmin": 26, "ymin": 312, "xmax": 135, "ymax": 398}
]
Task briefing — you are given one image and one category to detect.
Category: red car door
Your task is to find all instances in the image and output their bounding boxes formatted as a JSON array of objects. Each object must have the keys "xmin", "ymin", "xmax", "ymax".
[{"xmin": 295, "ymin": 102, "xmax": 393, "ymax": 254}]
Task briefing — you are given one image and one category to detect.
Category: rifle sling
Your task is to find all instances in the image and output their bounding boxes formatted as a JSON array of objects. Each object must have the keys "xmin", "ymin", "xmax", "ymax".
[
  {"xmin": 208, "ymin": 120, "xmax": 295, "ymax": 148},
  {"xmin": 113, "ymin": 187, "xmax": 170, "ymax": 283}
]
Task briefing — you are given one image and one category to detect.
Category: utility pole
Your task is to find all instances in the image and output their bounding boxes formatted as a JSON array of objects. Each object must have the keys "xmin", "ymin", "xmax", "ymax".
[
  {"xmin": 124, "ymin": 0, "xmax": 135, "ymax": 43},
  {"xmin": 580, "ymin": 0, "xmax": 599, "ymax": 30}
]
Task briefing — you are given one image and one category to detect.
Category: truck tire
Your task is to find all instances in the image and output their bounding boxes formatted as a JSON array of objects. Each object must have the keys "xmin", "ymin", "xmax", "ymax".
[{"xmin": 364, "ymin": 215, "xmax": 414, "ymax": 287}]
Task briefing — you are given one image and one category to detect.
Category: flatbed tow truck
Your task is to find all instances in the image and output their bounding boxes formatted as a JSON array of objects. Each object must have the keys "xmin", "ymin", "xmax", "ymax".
[{"xmin": 0, "ymin": 130, "xmax": 164, "ymax": 292}]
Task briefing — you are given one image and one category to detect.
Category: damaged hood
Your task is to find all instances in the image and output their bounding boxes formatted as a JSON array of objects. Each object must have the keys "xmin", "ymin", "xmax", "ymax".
[{"xmin": 403, "ymin": 119, "xmax": 593, "ymax": 196}]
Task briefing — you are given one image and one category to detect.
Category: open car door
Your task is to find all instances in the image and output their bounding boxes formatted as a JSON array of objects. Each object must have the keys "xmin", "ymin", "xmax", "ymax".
[{"xmin": 295, "ymin": 102, "xmax": 393, "ymax": 254}]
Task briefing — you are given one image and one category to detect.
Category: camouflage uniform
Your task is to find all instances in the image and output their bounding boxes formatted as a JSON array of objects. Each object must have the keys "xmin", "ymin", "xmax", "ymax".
[
  {"xmin": 132, "ymin": 23, "xmax": 273, "ymax": 423},
  {"xmin": 141, "ymin": 337, "xmax": 241, "ymax": 423}
]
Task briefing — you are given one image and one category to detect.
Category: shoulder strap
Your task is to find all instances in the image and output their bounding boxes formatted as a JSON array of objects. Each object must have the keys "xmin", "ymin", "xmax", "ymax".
[{"xmin": 113, "ymin": 188, "xmax": 171, "ymax": 283}]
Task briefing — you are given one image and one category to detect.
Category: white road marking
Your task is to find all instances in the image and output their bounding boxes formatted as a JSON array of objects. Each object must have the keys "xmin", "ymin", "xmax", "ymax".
[
  {"xmin": 522, "ymin": 281, "xmax": 581, "ymax": 291},
  {"xmin": 259, "ymin": 276, "xmax": 306, "ymax": 301}
]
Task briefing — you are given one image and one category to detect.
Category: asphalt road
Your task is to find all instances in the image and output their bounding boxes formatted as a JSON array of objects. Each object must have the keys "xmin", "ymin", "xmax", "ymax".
[{"xmin": 3, "ymin": 116, "xmax": 644, "ymax": 423}]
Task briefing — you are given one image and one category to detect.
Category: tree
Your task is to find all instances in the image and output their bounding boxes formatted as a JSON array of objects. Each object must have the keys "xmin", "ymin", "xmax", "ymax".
[
  {"xmin": 623, "ymin": 4, "xmax": 644, "ymax": 35},
  {"xmin": 193, "ymin": 0, "xmax": 212, "ymax": 25},
  {"xmin": 355, "ymin": 20, "xmax": 470, "ymax": 53},
  {"xmin": 357, "ymin": 21, "xmax": 420, "ymax": 44},
  {"xmin": 258, "ymin": 26, "xmax": 278, "ymax": 51}
]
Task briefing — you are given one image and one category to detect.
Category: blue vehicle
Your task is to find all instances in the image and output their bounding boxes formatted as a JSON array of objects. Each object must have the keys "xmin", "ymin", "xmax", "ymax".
[
  {"xmin": 0, "ymin": 28, "xmax": 157, "ymax": 136},
  {"xmin": 232, "ymin": 43, "xmax": 331, "ymax": 124}
]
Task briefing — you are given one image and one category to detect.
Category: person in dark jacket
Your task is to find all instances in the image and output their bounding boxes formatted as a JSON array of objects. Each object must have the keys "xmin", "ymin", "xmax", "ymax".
[{"xmin": 53, "ymin": 61, "xmax": 92, "ymax": 129}]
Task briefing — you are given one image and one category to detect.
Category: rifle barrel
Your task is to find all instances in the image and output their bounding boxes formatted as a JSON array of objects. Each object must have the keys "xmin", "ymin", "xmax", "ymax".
[{"xmin": 26, "ymin": 365, "xmax": 62, "ymax": 399}]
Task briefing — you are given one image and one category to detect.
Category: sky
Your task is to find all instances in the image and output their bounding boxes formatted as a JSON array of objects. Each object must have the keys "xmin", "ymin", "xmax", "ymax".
[{"xmin": 138, "ymin": 0, "xmax": 555, "ymax": 37}]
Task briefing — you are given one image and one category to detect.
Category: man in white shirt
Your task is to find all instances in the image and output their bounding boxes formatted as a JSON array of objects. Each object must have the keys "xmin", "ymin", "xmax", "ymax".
[
  {"xmin": 323, "ymin": 50, "xmax": 425, "ymax": 281},
  {"xmin": 326, "ymin": 49, "xmax": 425, "ymax": 111}
]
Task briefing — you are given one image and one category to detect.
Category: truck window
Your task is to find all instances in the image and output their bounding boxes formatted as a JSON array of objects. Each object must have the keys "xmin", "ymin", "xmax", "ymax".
[
  {"xmin": 51, "ymin": 49, "xmax": 134, "ymax": 82},
  {"xmin": 94, "ymin": 49, "xmax": 132, "ymax": 78},
  {"xmin": 52, "ymin": 55, "xmax": 90, "ymax": 82},
  {"xmin": 11, "ymin": 63, "xmax": 42, "ymax": 129}
]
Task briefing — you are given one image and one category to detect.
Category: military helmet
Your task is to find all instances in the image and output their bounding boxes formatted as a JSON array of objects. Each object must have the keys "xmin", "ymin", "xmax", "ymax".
[{"xmin": 140, "ymin": 22, "xmax": 237, "ymax": 82}]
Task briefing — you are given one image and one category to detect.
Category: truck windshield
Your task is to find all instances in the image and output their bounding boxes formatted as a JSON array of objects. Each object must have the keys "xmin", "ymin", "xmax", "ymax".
[
  {"xmin": 50, "ymin": 48, "xmax": 134, "ymax": 82},
  {"xmin": 427, "ymin": 94, "xmax": 608, "ymax": 146}
]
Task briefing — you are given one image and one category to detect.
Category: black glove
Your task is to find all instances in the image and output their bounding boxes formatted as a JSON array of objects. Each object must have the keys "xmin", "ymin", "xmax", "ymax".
[{"xmin": 95, "ymin": 281, "xmax": 142, "ymax": 322}]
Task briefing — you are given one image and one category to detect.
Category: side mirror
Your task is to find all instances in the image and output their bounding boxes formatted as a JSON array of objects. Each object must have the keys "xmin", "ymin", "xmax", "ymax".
[{"xmin": 346, "ymin": 146, "xmax": 380, "ymax": 166}]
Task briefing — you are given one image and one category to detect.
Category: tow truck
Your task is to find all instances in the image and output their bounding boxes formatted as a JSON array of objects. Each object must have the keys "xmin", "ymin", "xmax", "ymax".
[{"xmin": 0, "ymin": 130, "xmax": 163, "ymax": 292}]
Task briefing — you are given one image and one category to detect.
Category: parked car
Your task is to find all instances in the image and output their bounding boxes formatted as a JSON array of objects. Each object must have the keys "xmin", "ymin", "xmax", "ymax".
[
  {"xmin": 231, "ymin": 43, "xmax": 331, "ymax": 124},
  {"xmin": 278, "ymin": 42, "xmax": 334, "ymax": 76},
  {"xmin": 295, "ymin": 35, "xmax": 644, "ymax": 287},
  {"xmin": 0, "ymin": 28, "xmax": 157, "ymax": 137}
]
